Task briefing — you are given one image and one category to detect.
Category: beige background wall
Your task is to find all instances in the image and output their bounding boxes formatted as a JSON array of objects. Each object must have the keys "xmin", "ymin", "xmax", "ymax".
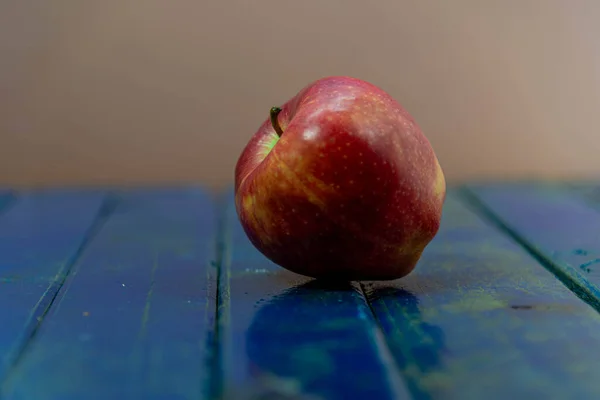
[{"xmin": 1, "ymin": 0, "xmax": 599, "ymax": 189}]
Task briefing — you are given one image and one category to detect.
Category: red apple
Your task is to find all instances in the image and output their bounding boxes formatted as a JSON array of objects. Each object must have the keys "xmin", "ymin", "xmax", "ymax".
[{"xmin": 234, "ymin": 76, "xmax": 445, "ymax": 280}]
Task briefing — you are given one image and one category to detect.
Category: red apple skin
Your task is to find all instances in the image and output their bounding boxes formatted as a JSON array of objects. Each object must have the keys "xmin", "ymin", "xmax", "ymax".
[{"xmin": 234, "ymin": 76, "xmax": 445, "ymax": 281}]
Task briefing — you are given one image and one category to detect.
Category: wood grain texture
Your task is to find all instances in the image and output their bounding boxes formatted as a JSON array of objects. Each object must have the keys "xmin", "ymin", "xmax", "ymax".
[
  {"xmin": 2, "ymin": 188, "xmax": 219, "ymax": 400},
  {"xmin": 365, "ymin": 189, "xmax": 600, "ymax": 399},
  {"xmin": 2, "ymin": 183, "xmax": 600, "ymax": 399},
  {"xmin": 464, "ymin": 182, "xmax": 600, "ymax": 309},
  {"xmin": 0, "ymin": 190, "xmax": 108, "ymax": 383},
  {"xmin": 217, "ymin": 192, "xmax": 410, "ymax": 400}
]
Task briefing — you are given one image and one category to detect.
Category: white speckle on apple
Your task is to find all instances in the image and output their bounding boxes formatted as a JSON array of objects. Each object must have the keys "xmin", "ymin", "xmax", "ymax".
[{"xmin": 302, "ymin": 128, "xmax": 318, "ymax": 141}]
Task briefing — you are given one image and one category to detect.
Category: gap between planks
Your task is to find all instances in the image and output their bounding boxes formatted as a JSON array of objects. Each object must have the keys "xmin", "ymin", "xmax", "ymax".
[
  {"xmin": 458, "ymin": 184, "xmax": 600, "ymax": 314},
  {"xmin": 208, "ymin": 191, "xmax": 229, "ymax": 400},
  {"xmin": 5, "ymin": 183, "xmax": 599, "ymax": 399},
  {"xmin": 0, "ymin": 193, "xmax": 119, "ymax": 390}
]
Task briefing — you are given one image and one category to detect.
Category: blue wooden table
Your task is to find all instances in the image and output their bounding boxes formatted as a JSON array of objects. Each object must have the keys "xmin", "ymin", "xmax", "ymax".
[{"xmin": 1, "ymin": 181, "xmax": 600, "ymax": 400}]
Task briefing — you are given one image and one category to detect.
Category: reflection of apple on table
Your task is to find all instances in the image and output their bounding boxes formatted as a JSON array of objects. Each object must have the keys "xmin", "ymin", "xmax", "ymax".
[
  {"xmin": 235, "ymin": 76, "xmax": 446, "ymax": 281},
  {"xmin": 242, "ymin": 281, "xmax": 446, "ymax": 400},
  {"xmin": 243, "ymin": 280, "xmax": 391, "ymax": 400}
]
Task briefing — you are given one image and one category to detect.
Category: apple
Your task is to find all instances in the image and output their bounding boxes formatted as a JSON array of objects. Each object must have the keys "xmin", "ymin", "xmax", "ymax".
[{"xmin": 234, "ymin": 76, "xmax": 445, "ymax": 281}]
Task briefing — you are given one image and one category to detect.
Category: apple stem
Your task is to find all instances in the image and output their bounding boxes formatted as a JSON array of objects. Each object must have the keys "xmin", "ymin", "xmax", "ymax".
[{"xmin": 270, "ymin": 107, "xmax": 284, "ymax": 137}]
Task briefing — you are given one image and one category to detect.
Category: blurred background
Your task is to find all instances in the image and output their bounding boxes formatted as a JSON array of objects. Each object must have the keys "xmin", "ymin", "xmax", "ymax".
[{"xmin": 1, "ymin": 0, "xmax": 599, "ymax": 190}]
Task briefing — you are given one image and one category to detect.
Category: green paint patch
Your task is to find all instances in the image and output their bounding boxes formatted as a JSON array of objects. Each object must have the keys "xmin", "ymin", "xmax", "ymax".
[
  {"xmin": 290, "ymin": 345, "xmax": 335, "ymax": 378},
  {"xmin": 441, "ymin": 292, "xmax": 506, "ymax": 313},
  {"xmin": 0, "ymin": 275, "xmax": 21, "ymax": 283}
]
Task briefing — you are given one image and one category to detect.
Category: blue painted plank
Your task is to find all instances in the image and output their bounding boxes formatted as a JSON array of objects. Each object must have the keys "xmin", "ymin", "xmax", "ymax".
[
  {"xmin": 218, "ymin": 193, "xmax": 410, "ymax": 400},
  {"xmin": 365, "ymin": 189, "xmax": 600, "ymax": 399},
  {"xmin": 2, "ymin": 188, "xmax": 219, "ymax": 400},
  {"xmin": 0, "ymin": 191, "xmax": 14, "ymax": 213},
  {"xmin": 565, "ymin": 180, "xmax": 600, "ymax": 205},
  {"xmin": 464, "ymin": 182, "xmax": 600, "ymax": 308},
  {"xmin": 0, "ymin": 189, "xmax": 108, "ymax": 381}
]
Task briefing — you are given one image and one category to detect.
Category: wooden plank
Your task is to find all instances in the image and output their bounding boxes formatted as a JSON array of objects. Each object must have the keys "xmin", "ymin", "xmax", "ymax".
[
  {"xmin": 2, "ymin": 188, "xmax": 219, "ymax": 400},
  {"xmin": 364, "ymin": 189, "xmax": 600, "ymax": 399},
  {"xmin": 463, "ymin": 182, "xmax": 600, "ymax": 307},
  {"xmin": 218, "ymin": 192, "xmax": 410, "ymax": 400},
  {"xmin": 565, "ymin": 180, "xmax": 600, "ymax": 205},
  {"xmin": 0, "ymin": 191, "xmax": 14, "ymax": 213},
  {"xmin": 0, "ymin": 189, "xmax": 108, "ymax": 382}
]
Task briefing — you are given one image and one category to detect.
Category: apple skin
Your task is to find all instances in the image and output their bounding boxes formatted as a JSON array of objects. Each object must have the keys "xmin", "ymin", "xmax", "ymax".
[{"xmin": 234, "ymin": 76, "xmax": 445, "ymax": 281}]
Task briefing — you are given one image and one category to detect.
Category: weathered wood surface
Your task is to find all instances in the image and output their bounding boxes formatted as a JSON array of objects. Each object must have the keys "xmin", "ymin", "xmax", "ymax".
[
  {"xmin": 465, "ymin": 182, "xmax": 600, "ymax": 309},
  {"xmin": 0, "ymin": 190, "xmax": 108, "ymax": 385},
  {"xmin": 366, "ymin": 189, "xmax": 600, "ymax": 399},
  {"xmin": 1, "ymin": 189, "xmax": 218, "ymax": 400},
  {"xmin": 0, "ymin": 183, "xmax": 599, "ymax": 399}
]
